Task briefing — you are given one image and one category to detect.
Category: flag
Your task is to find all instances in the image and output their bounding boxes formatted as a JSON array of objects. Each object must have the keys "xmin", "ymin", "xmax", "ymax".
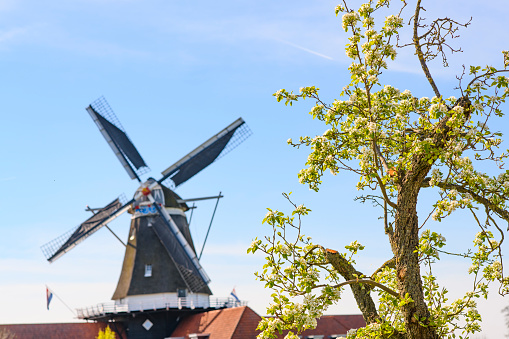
[
  {"xmin": 46, "ymin": 287, "xmax": 53, "ymax": 310},
  {"xmin": 230, "ymin": 288, "xmax": 240, "ymax": 302}
]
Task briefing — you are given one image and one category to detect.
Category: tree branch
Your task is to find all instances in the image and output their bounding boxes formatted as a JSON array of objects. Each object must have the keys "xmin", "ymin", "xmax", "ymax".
[
  {"xmin": 370, "ymin": 138, "xmax": 398, "ymax": 209},
  {"xmin": 413, "ymin": 0, "xmax": 441, "ymax": 98},
  {"xmin": 374, "ymin": 141, "xmax": 390, "ymax": 172},
  {"xmin": 422, "ymin": 178, "xmax": 509, "ymax": 225},
  {"xmin": 371, "ymin": 257, "xmax": 396, "ymax": 279},
  {"xmin": 467, "ymin": 69, "xmax": 509, "ymax": 89},
  {"xmin": 332, "ymin": 278, "xmax": 400, "ymax": 299},
  {"xmin": 324, "ymin": 248, "xmax": 381, "ymax": 324},
  {"xmin": 374, "ymin": 173, "xmax": 398, "ymax": 209}
]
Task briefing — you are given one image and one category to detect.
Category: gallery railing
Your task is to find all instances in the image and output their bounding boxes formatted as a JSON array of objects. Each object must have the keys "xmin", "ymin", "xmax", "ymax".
[{"xmin": 76, "ymin": 296, "xmax": 247, "ymax": 319}]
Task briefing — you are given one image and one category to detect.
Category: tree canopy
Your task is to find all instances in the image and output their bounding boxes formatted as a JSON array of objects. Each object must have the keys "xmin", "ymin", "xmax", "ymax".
[{"xmin": 249, "ymin": 0, "xmax": 509, "ymax": 338}]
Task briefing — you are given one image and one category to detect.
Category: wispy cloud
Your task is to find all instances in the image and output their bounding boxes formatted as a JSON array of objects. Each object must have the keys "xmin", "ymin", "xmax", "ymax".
[
  {"xmin": 275, "ymin": 38, "xmax": 333, "ymax": 60},
  {"xmin": 0, "ymin": 176, "xmax": 16, "ymax": 182},
  {"xmin": 0, "ymin": 20, "xmax": 150, "ymax": 59},
  {"xmin": 63, "ymin": 38, "xmax": 151, "ymax": 59},
  {"xmin": 0, "ymin": 26, "xmax": 31, "ymax": 44}
]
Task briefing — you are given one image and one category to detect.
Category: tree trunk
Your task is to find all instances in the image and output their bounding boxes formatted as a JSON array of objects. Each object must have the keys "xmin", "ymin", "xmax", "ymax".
[{"xmin": 391, "ymin": 182, "xmax": 438, "ymax": 339}]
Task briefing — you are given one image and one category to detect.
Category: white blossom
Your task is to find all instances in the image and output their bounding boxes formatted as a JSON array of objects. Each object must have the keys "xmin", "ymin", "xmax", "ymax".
[
  {"xmin": 342, "ymin": 12, "xmax": 359, "ymax": 30},
  {"xmin": 385, "ymin": 15, "xmax": 402, "ymax": 25}
]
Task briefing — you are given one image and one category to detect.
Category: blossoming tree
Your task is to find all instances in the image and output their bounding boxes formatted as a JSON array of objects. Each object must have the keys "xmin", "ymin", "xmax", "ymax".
[{"xmin": 248, "ymin": 0, "xmax": 509, "ymax": 338}]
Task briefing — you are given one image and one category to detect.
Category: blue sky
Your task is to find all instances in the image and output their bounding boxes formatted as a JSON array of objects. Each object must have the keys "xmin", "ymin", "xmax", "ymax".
[{"xmin": 0, "ymin": 0, "xmax": 508, "ymax": 337}]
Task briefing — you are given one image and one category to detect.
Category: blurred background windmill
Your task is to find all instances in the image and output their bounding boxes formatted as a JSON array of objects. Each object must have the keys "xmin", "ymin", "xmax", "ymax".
[{"xmin": 40, "ymin": 96, "xmax": 251, "ymax": 338}]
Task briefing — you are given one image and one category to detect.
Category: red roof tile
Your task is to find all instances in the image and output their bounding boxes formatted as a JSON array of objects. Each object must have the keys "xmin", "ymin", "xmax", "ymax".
[
  {"xmin": 171, "ymin": 306, "xmax": 365, "ymax": 339},
  {"xmin": 301, "ymin": 314, "xmax": 365, "ymax": 337},
  {"xmin": 231, "ymin": 307, "xmax": 263, "ymax": 339},
  {"xmin": 171, "ymin": 306, "xmax": 261, "ymax": 339}
]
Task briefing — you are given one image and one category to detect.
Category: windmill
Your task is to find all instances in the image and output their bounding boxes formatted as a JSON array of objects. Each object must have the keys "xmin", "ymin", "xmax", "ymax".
[{"xmin": 41, "ymin": 97, "xmax": 251, "ymax": 338}]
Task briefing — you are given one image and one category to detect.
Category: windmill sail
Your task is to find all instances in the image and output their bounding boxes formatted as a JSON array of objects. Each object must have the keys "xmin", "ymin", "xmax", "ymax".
[
  {"xmin": 143, "ymin": 183, "xmax": 210, "ymax": 285},
  {"xmin": 160, "ymin": 118, "xmax": 252, "ymax": 187},
  {"xmin": 150, "ymin": 214, "xmax": 209, "ymax": 292},
  {"xmin": 41, "ymin": 197, "xmax": 132, "ymax": 262},
  {"xmin": 86, "ymin": 97, "xmax": 149, "ymax": 181}
]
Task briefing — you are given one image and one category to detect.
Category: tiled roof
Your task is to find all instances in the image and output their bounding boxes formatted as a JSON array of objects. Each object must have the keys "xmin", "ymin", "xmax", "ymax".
[
  {"xmin": 301, "ymin": 314, "xmax": 365, "ymax": 337},
  {"xmin": 171, "ymin": 306, "xmax": 261, "ymax": 339},
  {"xmin": 232, "ymin": 306, "xmax": 263, "ymax": 338},
  {"xmin": 0, "ymin": 323, "xmax": 110, "ymax": 339},
  {"xmin": 171, "ymin": 306, "xmax": 365, "ymax": 339},
  {"xmin": 0, "ymin": 308, "xmax": 365, "ymax": 339}
]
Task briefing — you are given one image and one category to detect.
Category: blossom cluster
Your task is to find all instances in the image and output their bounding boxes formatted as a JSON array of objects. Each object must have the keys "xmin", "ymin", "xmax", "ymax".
[
  {"xmin": 418, "ymin": 230, "xmax": 446, "ymax": 260},
  {"xmin": 250, "ymin": 196, "xmax": 345, "ymax": 339}
]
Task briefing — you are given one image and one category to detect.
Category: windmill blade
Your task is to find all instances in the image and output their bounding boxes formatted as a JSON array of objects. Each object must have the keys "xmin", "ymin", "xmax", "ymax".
[
  {"xmin": 150, "ymin": 213, "xmax": 210, "ymax": 293},
  {"xmin": 160, "ymin": 117, "xmax": 252, "ymax": 187},
  {"xmin": 143, "ymin": 190, "xmax": 211, "ymax": 291},
  {"xmin": 86, "ymin": 96, "xmax": 150, "ymax": 181},
  {"xmin": 41, "ymin": 196, "xmax": 133, "ymax": 263}
]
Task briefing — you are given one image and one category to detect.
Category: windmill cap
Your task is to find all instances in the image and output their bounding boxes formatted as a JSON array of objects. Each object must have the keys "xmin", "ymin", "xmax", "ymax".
[{"xmin": 133, "ymin": 179, "xmax": 189, "ymax": 211}]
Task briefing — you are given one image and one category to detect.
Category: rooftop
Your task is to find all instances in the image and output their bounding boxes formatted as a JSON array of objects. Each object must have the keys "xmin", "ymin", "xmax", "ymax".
[
  {"xmin": 0, "ymin": 323, "xmax": 109, "ymax": 339},
  {"xmin": 0, "ymin": 306, "xmax": 365, "ymax": 339}
]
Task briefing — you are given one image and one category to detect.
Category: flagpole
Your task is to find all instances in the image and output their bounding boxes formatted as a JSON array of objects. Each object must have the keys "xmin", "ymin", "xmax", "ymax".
[{"xmin": 46, "ymin": 285, "xmax": 77, "ymax": 316}]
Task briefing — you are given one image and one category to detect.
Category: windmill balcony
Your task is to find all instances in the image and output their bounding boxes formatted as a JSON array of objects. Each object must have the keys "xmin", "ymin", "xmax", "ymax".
[{"xmin": 75, "ymin": 295, "xmax": 247, "ymax": 319}]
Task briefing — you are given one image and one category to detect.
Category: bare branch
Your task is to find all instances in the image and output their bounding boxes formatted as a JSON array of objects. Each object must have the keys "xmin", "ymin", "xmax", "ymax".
[
  {"xmin": 412, "ymin": 0, "xmax": 441, "ymax": 97},
  {"xmin": 374, "ymin": 142, "xmax": 390, "ymax": 172}
]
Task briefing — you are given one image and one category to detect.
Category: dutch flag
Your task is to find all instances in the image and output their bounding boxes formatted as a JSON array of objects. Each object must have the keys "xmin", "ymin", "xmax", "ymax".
[
  {"xmin": 230, "ymin": 288, "xmax": 240, "ymax": 302},
  {"xmin": 46, "ymin": 287, "xmax": 53, "ymax": 310}
]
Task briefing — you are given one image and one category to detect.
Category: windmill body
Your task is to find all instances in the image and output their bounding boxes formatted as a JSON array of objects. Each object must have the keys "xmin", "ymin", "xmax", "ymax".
[
  {"xmin": 111, "ymin": 180, "xmax": 212, "ymax": 310},
  {"xmin": 41, "ymin": 97, "xmax": 251, "ymax": 338}
]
